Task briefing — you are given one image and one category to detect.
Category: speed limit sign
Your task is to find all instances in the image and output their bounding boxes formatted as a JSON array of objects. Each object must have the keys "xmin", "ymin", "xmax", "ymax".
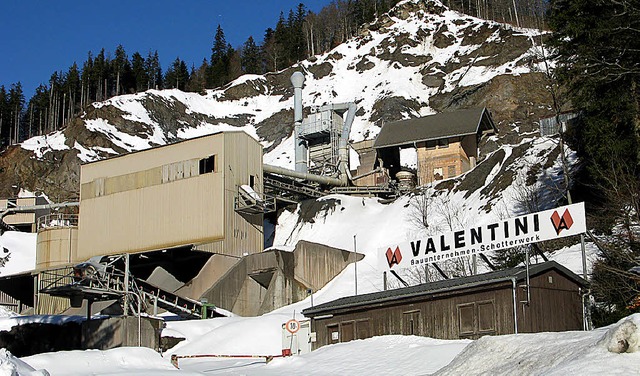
[{"xmin": 285, "ymin": 319, "xmax": 300, "ymax": 334}]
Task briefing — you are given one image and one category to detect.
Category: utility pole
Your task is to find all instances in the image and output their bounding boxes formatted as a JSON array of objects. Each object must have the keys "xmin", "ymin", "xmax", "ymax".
[{"xmin": 353, "ymin": 234, "xmax": 358, "ymax": 295}]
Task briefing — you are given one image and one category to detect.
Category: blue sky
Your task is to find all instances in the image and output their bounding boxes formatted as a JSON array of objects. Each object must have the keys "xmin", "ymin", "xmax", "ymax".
[{"xmin": 0, "ymin": 1, "xmax": 330, "ymax": 98}]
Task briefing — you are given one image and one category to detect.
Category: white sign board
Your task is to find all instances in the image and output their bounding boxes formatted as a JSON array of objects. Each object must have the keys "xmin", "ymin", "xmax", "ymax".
[{"xmin": 382, "ymin": 203, "xmax": 586, "ymax": 270}]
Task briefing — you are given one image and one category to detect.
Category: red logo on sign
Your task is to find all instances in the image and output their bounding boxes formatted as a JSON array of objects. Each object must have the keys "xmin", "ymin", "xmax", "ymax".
[
  {"xmin": 551, "ymin": 209, "xmax": 574, "ymax": 235},
  {"xmin": 386, "ymin": 247, "xmax": 402, "ymax": 268}
]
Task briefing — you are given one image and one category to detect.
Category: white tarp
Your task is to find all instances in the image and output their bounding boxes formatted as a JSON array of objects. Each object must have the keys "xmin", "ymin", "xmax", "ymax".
[{"xmin": 382, "ymin": 203, "xmax": 586, "ymax": 270}]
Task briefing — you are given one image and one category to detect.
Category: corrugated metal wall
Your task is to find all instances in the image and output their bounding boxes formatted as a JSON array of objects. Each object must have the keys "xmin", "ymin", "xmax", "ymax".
[{"xmin": 76, "ymin": 132, "xmax": 264, "ymax": 261}]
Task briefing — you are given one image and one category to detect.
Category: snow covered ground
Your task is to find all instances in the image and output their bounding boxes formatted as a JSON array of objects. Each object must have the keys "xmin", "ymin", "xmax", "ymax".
[{"xmin": 14, "ymin": 314, "xmax": 640, "ymax": 375}]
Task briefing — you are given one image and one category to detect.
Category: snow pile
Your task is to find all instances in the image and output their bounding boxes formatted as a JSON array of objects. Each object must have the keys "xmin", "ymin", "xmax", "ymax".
[
  {"xmin": 436, "ymin": 315, "xmax": 640, "ymax": 375},
  {"xmin": 0, "ymin": 315, "xmax": 86, "ymax": 333},
  {"xmin": 165, "ymin": 314, "xmax": 292, "ymax": 356},
  {"xmin": 0, "ymin": 349, "xmax": 48, "ymax": 376},
  {"xmin": 174, "ymin": 335, "xmax": 470, "ymax": 375},
  {"xmin": 0, "ymin": 307, "xmax": 18, "ymax": 319},
  {"xmin": 258, "ymin": 336, "xmax": 470, "ymax": 376},
  {"xmin": 23, "ymin": 347, "xmax": 179, "ymax": 376},
  {"xmin": 0, "ymin": 231, "xmax": 37, "ymax": 277},
  {"xmin": 600, "ymin": 315, "xmax": 640, "ymax": 354}
]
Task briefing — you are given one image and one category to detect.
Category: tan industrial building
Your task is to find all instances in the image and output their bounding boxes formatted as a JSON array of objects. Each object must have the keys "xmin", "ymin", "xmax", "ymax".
[
  {"xmin": 373, "ymin": 108, "xmax": 497, "ymax": 185},
  {"xmin": 36, "ymin": 130, "xmax": 264, "ymax": 269}
]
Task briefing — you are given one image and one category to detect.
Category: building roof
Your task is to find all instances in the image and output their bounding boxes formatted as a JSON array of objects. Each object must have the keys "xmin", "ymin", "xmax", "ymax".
[
  {"xmin": 373, "ymin": 107, "xmax": 497, "ymax": 149},
  {"xmin": 303, "ymin": 261, "xmax": 586, "ymax": 316},
  {"xmin": 80, "ymin": 129, "xmax": 258, "ymax": 166}
]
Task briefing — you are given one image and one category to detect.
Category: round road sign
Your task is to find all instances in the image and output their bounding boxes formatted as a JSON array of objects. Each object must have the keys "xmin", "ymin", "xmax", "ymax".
[{"xmin": 285, "ymin": 319, "xmax": 300, "ymax": 334}]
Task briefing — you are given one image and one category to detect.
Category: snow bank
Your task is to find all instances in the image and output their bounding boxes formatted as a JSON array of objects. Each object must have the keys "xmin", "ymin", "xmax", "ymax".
[
  {"xmin": 600, "ymin": 314, "xmax": 640, "ymax": 354},
  {"xmin": 23, "ymin": 347, "xmax": 185, "ymax": 376},
  {"xmin": 165, "ymin": 314, "xmax": 292, "ymax": 357},
  {"xmin": 0, "ymin": 349, "xmax": 48, "ymax": 376},
  {"xmin": 436, "ymin": 314, "xmax": 640, "ymax": 375},
  {"xmin": 166, "ymin": 335, "xmax": 469, "ymax": 375},
  {"xmin": 256, "ymin": 335, "xmax": 470, "ymax": 376},
  {"xmin": 0, "ymin": 231, "xmax": 37, "ymax": 277},
  {"xmin": 0, "ymin": 315, "xmax": 85, "ymax": 332}
]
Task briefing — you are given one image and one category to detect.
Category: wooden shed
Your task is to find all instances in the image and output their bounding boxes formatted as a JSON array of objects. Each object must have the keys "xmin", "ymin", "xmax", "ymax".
[
  {"xmin": 374, "ymin": 108, "xmax": 497, "ymax": 185},
  {"xmin": 303, "ymin": 261, "xmax": 586, "ymax": 349}
]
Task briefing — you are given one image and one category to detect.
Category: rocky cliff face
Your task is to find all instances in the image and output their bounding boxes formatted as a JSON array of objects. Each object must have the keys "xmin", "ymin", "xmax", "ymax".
[{"xmin": 0, "ymin": 0, "xmax": 556, "ymax": 200}]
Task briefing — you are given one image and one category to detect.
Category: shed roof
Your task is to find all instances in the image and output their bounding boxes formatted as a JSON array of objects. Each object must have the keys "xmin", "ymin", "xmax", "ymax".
[
  {"xmin": 303, "ymin": 261, "xmax": 586, "ymax": 316},
  {"xmin": 373, "ymin": 107, "xmax": 497, "ymax": 149}
]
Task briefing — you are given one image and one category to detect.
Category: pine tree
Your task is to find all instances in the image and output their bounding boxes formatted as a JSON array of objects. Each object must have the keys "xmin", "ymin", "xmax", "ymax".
[
  {"xmin": 7, "ymin": 83, "xmax": 24, "ymax": 144},
  {"xmin": 131, "ymin": 52, "xmax": 148, "ymax": 93},
  {"xmin": 0, "ymin": 86, "xmax": 8, "ymax": 147},
  {"xmin": 113, "ymin": 45, "xmax": 129, "ymax": 96},
  {"xmin": 241, "ymin": 36, "xmax": 262, "ymax": 74},
  {"xmin": 262, "ymin": 27, "xmax": 279, "ymax": 72},
  {"xmin": 164, "ymin": 57, "xmax": 190, "ymax": 90},
  {"xmin": 274, "ymin": 12, "xmax": 291, "ymax": 68},
  {"xmin": 144, "ymin": 51, "xmax": 162, "ymax": 90},
  {"xmin": 209, "ymin": 25, "xmax": 231, "ymax": 88},
  {"xmin": 81, "ymin": 52, "xmax": 94, "ymax": 108},
  {"xmin": 186, "ymin": 59, "xmax": 209, "ymax": 94},
  {"xmin": 28, "ymin": 84, "xmax": 49, "ymax": 137},
  {"xmin": 63, "ymin": 63, "xmax": 81, "ymax": 126}
]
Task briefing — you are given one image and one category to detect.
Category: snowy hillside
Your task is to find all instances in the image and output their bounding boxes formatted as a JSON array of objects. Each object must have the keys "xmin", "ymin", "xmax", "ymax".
[{"xmin": 0, "ymin": 0, "xmax": 553, "ymax": 200}]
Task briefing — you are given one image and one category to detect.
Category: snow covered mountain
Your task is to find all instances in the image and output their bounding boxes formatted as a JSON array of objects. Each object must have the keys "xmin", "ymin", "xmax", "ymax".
[{"xmin": 0, "ymin": 0, "xmax": 554, "ymax": 200}]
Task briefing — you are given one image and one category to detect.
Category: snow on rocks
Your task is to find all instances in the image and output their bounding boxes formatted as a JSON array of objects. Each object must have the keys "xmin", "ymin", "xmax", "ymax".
[
  {"xmin": 20, "ymin": 131, "xmax": 69, "ymax": 159},
  {"xmin": 600, "ymin": 314, "xmax": 640, "ymax": 354}
]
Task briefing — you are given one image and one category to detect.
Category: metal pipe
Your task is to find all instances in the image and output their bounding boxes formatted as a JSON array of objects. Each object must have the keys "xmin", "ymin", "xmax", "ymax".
[
  {"xmin": 263, "ymin": 164, "xmax": 345, "ymax": 186},
  {"xmin": 0, "ymin": 201, "xmax": 79, "ymax": 220},
  {"xmin": 291, "ymin": 72, "xmax": 308, "ymax": 174},
  {"xmin": 350, "ymin": 167, "xmax": 382, "ymax": 181}
]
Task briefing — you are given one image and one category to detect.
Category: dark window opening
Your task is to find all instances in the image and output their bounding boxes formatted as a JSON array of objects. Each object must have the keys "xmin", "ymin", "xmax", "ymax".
[
  {"xmin": 199, "ymin": 155, "xmax": 216, "ymax": 174},
  {"xmin": 249, "ymin": 175, "xmax": 255, "ymax": 188},
  {"xmin": 438, "ymin": 139, "xmax": 449, "ymax": 148}
]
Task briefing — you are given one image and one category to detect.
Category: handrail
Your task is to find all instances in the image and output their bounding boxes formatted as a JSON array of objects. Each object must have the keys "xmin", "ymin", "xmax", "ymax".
[{"xmin": 37, "ymin": 214, "xmax": 79, "ymax": 231}]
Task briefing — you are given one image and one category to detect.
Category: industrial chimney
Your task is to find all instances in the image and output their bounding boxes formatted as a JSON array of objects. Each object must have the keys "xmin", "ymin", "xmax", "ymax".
[{"xmin": 291, "ymin": 72, "xmax": 308, "ymax": 174}]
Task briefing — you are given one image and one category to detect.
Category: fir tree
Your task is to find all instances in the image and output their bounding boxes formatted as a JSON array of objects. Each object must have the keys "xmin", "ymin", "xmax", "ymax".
[
  {"xmin": 241, "ymin": 36, "xmax": 262, "ymax": 74},
  {"xmin": 7, "ymin": 83, "xmax": 24, "ymax": 144},
  {"xmin": 112, "ymin": 45, "xmax": 129, "ymax": 95},
  {"xmin": 209, "ymin": 25, "xmax": 231, "ymax": 88},
  {"xmin": 186, "ymin": 59, "xmax": 209, "ymax": 94},
  {"xmin": 164, "ymin": 57, "xmax": 190, "ymax": 90},
  {"xmin": 0, "ymin": 86, "xmax": 8, "ymax": 147},
  {"xmin": 130, "ymin": 52, "xmax": 148, "ymax": 93}
]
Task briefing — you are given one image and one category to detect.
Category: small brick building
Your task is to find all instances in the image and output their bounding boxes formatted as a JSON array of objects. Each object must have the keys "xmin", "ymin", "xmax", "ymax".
[
  {"xmin": 303, "ymin": 261, "xmax": 586, "ymax": 350},
  {"xmin": 373, "ymin": 108, "xmax": 497, "ymax": 185}
]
